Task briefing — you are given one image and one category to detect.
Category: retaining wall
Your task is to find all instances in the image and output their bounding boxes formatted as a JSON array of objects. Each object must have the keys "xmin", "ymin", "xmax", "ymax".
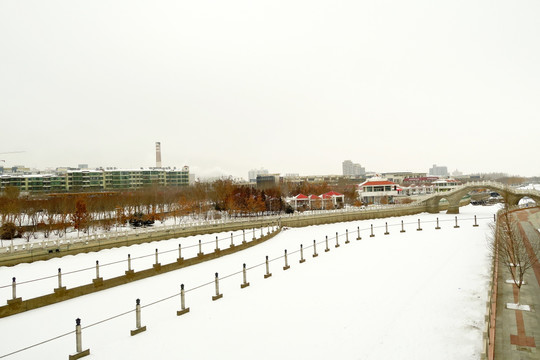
[{"xmin": 0, "ymin": 228, "xmax": 281, "ymax": 318}]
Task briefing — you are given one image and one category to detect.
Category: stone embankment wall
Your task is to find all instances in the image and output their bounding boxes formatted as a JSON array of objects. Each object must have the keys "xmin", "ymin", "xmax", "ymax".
[
  {"xmin": 0, "ymin": 201, "xmax": 466, "ymax": 267},
  {"xmin": 0, "ymin": 228, "xmax": 281, "ymax": 318}
]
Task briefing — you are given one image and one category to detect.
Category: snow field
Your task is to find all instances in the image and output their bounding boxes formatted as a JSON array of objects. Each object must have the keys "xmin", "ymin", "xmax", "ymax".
[{"xmin": 0, "ymin": 205, "xmax": 498, "ymax": 359}]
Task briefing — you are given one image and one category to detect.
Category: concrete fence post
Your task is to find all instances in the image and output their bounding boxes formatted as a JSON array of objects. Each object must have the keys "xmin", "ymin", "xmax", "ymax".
[
  {"xmin": 130, "ymin": 299, "xmax": 147, "ymax": 336},
  {"xmin": 299, "ymin": 244, "xmax": 306, "ymax": 263},
  {"xmin": 283, "ymin": 249, "xmax": 290, "ymax": 270},
  {"xmin": 230, "ymin": 233, "xmax": 235, "ymax": 248},
  {"xmin": 177, "ymin": 244, "xmax": 184, "ymax": 262},
  {"xmin": 325, "ymin": 235, "xmax": 330, "ymax": 252},
  {"xmin": 400, "ymin": 220, "xmax": 406, "ymax": 233},
  {"xmin": 198, "ymin": 240, "xmax": 204, "ymax": 257},
  {"xmin": 177, "ymin": 284, "xmax": 190, "ymax": 316},
  {"xmin": 58, "ymin": 268, "xmax": 63, "ymax": 289},
  {"xmin": 260, "ymin": 226, "xmax": 263, "ymax": 237},
  {"xmin": 357, "ymin": 226, "xmax": 361, "ymax": 240},
  {"xmin": 95, "ymin": 260, "xmax": 100, "ymax": 279},
  {"xmin": 435, "ymin": 218, "xmax": 441, "ymax": 230},
  {"xmin": 417, "ymin": 219, "xmax": 422, "ymax": 231},
  {"xmin": 384, "ymin": 222, "xmax": 389, "ymax": 235},
  {"xmin": 12, "ymin": 277, "xmax": 16, "ymax": 300},
  {"xmin": 215, "ymin": 236, "xmax": 220, "ymax": 252},
  {"xmin": 313, "ymin": 240, "xmax": 318, "ymax": 257},
  {"xmin": 153, "ymin": 249, "xmax": 161, "ymax": 270},
  {"xmin": 474, "ymin": 215, "xmax": 479, "ymax": 227},
  {"xmin": 267, "ymin": 225, "xmax": 270, "ymax": 235},
  {"xmin": 345, "ymin": 229, "xmax": 350, "ymax": 244},
  {"xmin": 370, "ymin": 224, "xmax": 375, "ymax": 237},
  {"xmin": 241, "ymin": 263, "xmax": 250, "ymax": 288},
  {"xmin": 252, "ymin": 228, "xmax": 256, "ymax": 241},
  {"xmin": 212, "ymin": 272, "xmax": 223, "ymax": 301},
  {"xmin": 454, "ymin": 216, "xmax": 460, "ymax": 228},
  {"xmin": 243, "ymin": 229, "xmax": 246, "ymax": 244},
  {"xmin": 264, "ymin": 256, "xmax": 272, "ymax": 278},
  {"xmin": 335, "ymin": 232, "xmax": 340, "ymax": 248},
  {"xmin": 69, "ymin": 318, "xmax": 90, "ymax": 360}
]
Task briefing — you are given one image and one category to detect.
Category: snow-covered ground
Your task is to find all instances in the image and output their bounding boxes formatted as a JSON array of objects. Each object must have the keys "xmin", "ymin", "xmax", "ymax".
[{"xmin": 0, "ymin": 205, "xmax": 498, "ymax": 360}]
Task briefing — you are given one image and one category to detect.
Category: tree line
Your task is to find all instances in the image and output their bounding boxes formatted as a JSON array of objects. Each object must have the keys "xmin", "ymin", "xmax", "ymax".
[{"xmin": 0, "ymin": 179, "xmax": 358, "ymax": 241}]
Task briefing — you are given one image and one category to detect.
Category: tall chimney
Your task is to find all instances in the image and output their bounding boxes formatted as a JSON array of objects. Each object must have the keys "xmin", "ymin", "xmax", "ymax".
[{"xmin": 156, "ymin": 142, "xmax": 162, "ymax": 168}]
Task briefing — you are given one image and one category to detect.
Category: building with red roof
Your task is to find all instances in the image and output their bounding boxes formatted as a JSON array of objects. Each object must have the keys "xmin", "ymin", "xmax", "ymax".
[{"xmin": 357, "ymin": 176, "xmax": 402, "ymax": 205}]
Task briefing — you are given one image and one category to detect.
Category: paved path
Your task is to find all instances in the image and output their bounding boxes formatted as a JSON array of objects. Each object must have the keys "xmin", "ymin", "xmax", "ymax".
[{"xmin": 494, "ymin": 207, "xmax": 540, "ymax": 359}]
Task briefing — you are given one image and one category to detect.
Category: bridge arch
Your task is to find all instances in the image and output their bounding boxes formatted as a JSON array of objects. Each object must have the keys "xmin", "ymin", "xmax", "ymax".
[{"xmin": 418, "ymin": 182, "xmax": 540, "ymax": 214}]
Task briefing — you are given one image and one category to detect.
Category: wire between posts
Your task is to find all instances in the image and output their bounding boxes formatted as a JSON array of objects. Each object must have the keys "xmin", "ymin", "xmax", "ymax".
[
  {"xmin": 0, "ymin": 216, "xmax": 490, "ymax": 289},
  {"xmin": 0, "ymin": 330, "xmax": 75, "ymax": 359}
]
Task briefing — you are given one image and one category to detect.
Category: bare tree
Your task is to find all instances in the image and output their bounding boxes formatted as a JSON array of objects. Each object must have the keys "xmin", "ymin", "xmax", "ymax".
[{"xmin": 489, "ymin": 203, "xmax": 540, "ymax": 305}]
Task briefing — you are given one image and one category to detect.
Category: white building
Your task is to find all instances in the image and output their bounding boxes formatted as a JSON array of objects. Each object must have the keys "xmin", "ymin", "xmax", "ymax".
[
  {"xmin": 432, "ymin": 178, "xmax": 461, "ymax": 192},
  {"xmin": 429, "ymin": 164, "xmax": 448, "ymax": 177},
  {"xmin": 342, "ymin": 160, "xmax": 365, "ymax": 176},
  {"xmin": 357, "ymin": 176, "xmax": 402, "ymax": 205}
]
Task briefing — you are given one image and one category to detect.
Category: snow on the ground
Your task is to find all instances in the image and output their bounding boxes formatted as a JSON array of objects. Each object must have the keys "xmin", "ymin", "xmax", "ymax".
[{"xmin": 0, "ymin": 205, "xmax": 498, "ymax": 360}]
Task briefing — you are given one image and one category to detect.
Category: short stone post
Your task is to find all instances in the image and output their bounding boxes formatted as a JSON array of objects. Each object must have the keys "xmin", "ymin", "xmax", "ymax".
[
  {"xmin": 299, "ymin": 244, "xmax": 306, "ymax": 263},
  {"xmin": 356, "ymin": 226, "xmax": 361, "ymax": 240},
  {"xmin": 417, "ymin": 219, "xmax": 422, "ymax": 231},
  {"xmin": 212, "ymin": 272, "xmax": 223, "ymax": 301},
  {"xmin": 454, "ymin": 216, "xmax": 460, "ymax": 228},
  {"xmin": 325, "ymin": 235, "xmax": 330, "ymax": 252},
  {"xmin": 400, "ymin": 220, "xmax": 406, "ymax": 233},
  {"xmin": 242, "ymin": 229, "xmax": 246, "ymax": 244},
  {"xmin": 335, "ymin": 232, "xmax": 340, "ymax": 248},
  {"xmin": 230, "ymin": 233, "xmax": 235, "ymax": 248},
  {"xmin": 177, "ymin": 284, "xmax": 190, "ymax": 316},
  {"xmin": 215, "ymin": 236, "xmax": 220, "ymax": 252},
  {"xmin": 55, "ymin": 268, "xmax": 66, "ymax": 295},
  {"xmin": 252, "ymin": 228, "xmax": 256, "ymax": 241},
  {"xmin": 7, "ymin": 277, "xmax": 22, "ymax": 305},
  {"xmin": 68, "ymin": 318, "xmax": 90, "ymax": 360},
  {"xmin": 264, "ymin": 256, "xmax": 272, "ymax": 278},
  {"xmin": 313, "ymin": 240, "xmax": 318, "ymax": 257},
  {"xmin": 473, "ymin": 215, "xmax": 479, "ymax": 227},
  {"xmin": 125, "ymin": 254, "xmax": 134, "ymax": 276},
  {"xmin": 384, "ymin": 222, "xmax": 389, "ymax": 235},
  {"xmin": 130, "ymin": 299, "xmax": 147, "ymax": 336},
  {"xmin": 153, "ymin": 249, "xmax": 161, "ymax": 271},
  {"xmin": 283, "ymin": 249, "xmax": 290, "ymax": 270},
  {"xmin": 345, "ymin": 229, "xmax": 350, "ymax": 244},
  {"xmin": 177, "ymin": 244, "xmax": 184, "ymax": 262},
  {"xmin": 197, "ymin": 239, "xmax": 204, "ymax": 257},
  {"xmin": 435, "ymin": 218, "xmax": 441, "ymax": 230},
  {"xmin": 241, "ymin": 263, "xmax": 250, "ymax": 288},
  {"xmin": 370, "ymin": 224, "xmax": 375, "ymax": 237},
  {"xmin": 267, "ymin": 225, "xmax": 270, "ymax": 235},
  {"xmin": 260, "ymin": 226, "xmax": 263, "ymax": 237},
  {"xmin": 93, "ymin": 261, "xmax": 103, "ymax": 286}
]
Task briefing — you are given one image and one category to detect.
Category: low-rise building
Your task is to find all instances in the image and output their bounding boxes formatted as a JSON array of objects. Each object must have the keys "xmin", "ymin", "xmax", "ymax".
[{"xmin": 356, "ymin": 176, "xmax": 402, "ymax": 205}]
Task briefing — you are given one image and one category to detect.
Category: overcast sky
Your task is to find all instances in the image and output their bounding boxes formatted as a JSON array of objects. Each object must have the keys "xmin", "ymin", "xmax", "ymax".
[{"xmin": 1, "ymin": 0, "xmax": 539, "ymax": 179}]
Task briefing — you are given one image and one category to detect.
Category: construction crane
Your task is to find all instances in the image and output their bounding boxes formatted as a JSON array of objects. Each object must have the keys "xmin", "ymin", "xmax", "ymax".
[{"xmin": 0, "ymin": 151, "xmax": 25, "ymax": 163}]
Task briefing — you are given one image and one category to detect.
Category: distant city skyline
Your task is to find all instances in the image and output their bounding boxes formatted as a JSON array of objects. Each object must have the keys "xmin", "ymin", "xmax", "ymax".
[{"xmin": 1, "ymin": 1, "xmax": 539, "ymax": 179}]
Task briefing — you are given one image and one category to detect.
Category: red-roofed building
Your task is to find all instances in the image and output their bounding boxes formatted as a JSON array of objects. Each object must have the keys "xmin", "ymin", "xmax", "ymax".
[
  {"xmin": 357, "ymin": 176, "xmax": 402, "ymax": 204},
  {"xmin": 289, "ymin": 193, "xmax": 310, "ymax": 209},
  {"xmin": 321, "ymin": 191, "xmax": 345, "ymax": 208}
]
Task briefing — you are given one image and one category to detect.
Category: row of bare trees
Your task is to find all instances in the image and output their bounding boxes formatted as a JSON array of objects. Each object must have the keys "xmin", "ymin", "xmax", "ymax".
[{"xmin": 0, "ymin": 179, "xmax": 359, "ymax": 241}]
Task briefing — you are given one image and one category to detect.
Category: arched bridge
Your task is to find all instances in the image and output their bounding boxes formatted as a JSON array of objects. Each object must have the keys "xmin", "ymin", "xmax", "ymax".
[{"xmin": 417, "ymin": 181, "xmax": 540, "ymax": 214}]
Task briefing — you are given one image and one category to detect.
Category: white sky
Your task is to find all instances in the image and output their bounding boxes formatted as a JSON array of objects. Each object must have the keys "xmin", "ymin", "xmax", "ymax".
[{"xmin": 1, "ymin": 1, "xmax": 539, "ymax": 179}]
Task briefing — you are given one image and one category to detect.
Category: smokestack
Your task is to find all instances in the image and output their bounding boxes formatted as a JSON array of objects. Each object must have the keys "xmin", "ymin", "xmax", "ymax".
[{"xmin": 155, "ymin": 142, "xmax": 162, "ymax": 168}]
